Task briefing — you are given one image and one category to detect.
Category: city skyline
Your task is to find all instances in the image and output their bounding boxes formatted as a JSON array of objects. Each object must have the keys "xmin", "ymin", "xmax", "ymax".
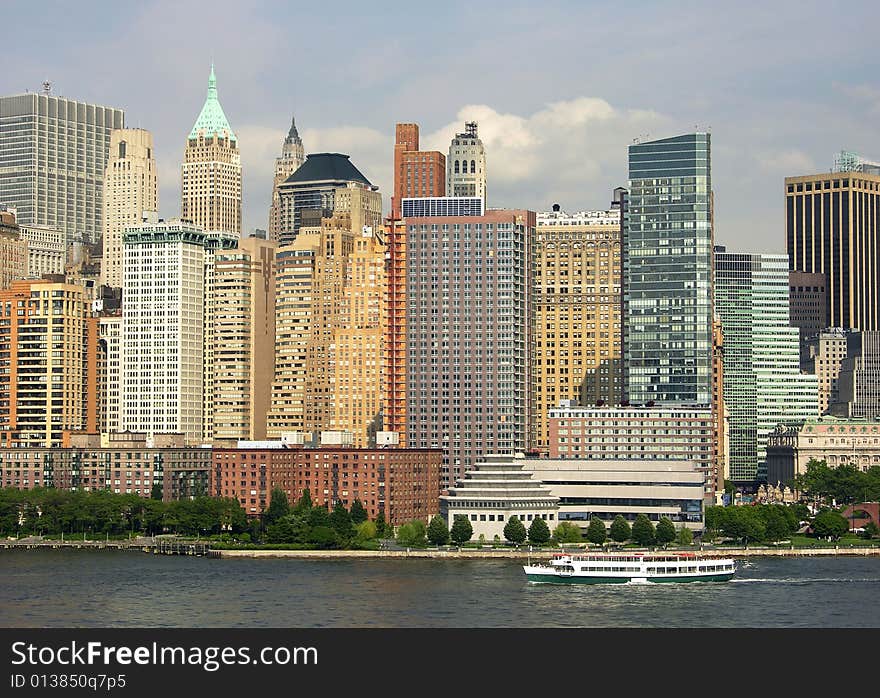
[{"xmin": 1, "ymin": 1, "xmax": 877, "ymax": 251}]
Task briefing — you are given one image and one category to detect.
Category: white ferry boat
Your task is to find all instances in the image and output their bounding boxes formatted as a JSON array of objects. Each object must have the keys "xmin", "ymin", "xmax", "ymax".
[{"xmin": 523, "ymin": 552, "xmax": 736, "ymax": 584}]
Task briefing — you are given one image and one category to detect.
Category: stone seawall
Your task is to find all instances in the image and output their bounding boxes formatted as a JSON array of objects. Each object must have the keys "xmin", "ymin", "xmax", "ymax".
[{"xmin": 214, "ymin": 547, "xmax": 880, "ymax": 560}]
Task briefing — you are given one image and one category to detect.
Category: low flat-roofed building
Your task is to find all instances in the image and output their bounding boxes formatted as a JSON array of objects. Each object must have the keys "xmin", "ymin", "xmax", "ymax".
[{"xmin": 523, "ymin": 457, "xmax": 705, "ymax": 531}]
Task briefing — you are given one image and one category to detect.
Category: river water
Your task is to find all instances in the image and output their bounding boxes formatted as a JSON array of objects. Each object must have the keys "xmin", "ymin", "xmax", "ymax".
[{"xmin": 1, "ymin": 550, "xmax": 879, "ymax": 627}]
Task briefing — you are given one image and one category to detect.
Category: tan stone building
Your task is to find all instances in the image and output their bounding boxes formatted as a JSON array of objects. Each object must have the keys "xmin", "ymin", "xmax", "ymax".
[
  {"xmin": 766, "ymin": 417, "xmax": 880, "ymax": 487},
  {"xmin": 0, "ymin": 208, "xmax": 28, "ymax": 289},
  {"xmin": 212, "ymin": 236, "xmax": 277, "ymax": 441},
  {"xmin": 267, "ymin": 201, "xmax": 386, "ymax": 446},
  {"xmin": 268, "ymin": 116, "xmax": 305, "ymax": 242},
  {"xmin": 532, "ymin": 202, "xmax": 621, "ymax": 454},
  {"xmin": 100, "ymin": 128, "xmax": 158, "ymax": 288},
  {"xmin": 0, "ymin": 280, "xmax": 100, "ymax": 448},
  {"xmin": 18, "ymin": 224, "xmax": 65, "ymax": 278},
  {"xmin": 181, "ymin": 66, "xmax": 241, "ymax": 237},
  {"xmin": 803, "ymin": 328, "xmax": 850, "ymax": 414}
]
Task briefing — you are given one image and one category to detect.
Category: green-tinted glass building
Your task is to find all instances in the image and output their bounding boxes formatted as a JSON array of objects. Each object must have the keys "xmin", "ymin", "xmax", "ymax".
[
  {"xmin": 714, "ymin": 249, "xmax": 819, "ymax": 483},
  {"xmin": 623, "ymin": 133, "xmax": 713, "ymax": 404}
]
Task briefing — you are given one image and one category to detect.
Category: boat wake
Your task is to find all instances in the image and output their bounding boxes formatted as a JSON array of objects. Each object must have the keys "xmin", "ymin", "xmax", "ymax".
[{"xmin": 732, "ymin": 577, "xmax": 880, "ymax": 584}]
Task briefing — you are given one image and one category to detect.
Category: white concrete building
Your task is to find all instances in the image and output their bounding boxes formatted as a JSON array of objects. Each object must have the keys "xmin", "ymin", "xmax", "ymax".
[
  {"xmin": 122, "ymin": 219, "xmax": 207, "ymax": 443},
  {"xmin": 524, "ymin": 457, "xmax": 706, "ymax": 532},
  {"xmin": 446, "ymin": 122, "xmax": 486, "ymax": 203},
  {"xmin": 439, "ymin": 454, "xmax": 559, "ymax": 541}
]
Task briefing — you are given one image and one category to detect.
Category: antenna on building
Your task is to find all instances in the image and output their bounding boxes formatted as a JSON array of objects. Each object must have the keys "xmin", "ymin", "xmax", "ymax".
[{"xmin": 42, "ymin": 81, "xmax": 51, "ymax": 96}]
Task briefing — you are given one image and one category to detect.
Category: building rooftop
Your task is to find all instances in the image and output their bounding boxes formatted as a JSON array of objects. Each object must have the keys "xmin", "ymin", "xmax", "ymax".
[
  {"xmin": 188, "ymin": 65, "xmax": 236, "ymax": 142},
  {"xmin": 285, "ymin": 153, "xmax": 371, "ymax": 186}
]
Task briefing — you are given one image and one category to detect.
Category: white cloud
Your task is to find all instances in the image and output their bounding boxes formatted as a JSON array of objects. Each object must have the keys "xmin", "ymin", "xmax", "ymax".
[{"xmin": 755, "ymin": 149, "xmax": 817, "ymax": 175}]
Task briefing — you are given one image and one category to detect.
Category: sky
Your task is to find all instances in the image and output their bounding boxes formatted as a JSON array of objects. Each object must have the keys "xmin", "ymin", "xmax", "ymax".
[{"xmin": 2, "ymin": 0, "xmax": 878, "ymax": 252}]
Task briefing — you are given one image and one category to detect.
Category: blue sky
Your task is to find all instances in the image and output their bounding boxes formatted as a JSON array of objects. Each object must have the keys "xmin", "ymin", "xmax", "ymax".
[{"xmin": 2, "ymin": 0, "xmax": 878, "ymax": 251}]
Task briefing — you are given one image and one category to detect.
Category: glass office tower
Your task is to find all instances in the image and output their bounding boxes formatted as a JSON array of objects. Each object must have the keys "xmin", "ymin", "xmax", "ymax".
[
  {"xmin": 715, "ymin": 249, "xmax": 819, "ymax": 483},
  {"xmin": 623, "ymin": 133, "xmax": 713, "ymax": 405},
  {"xmin": 0, "ymin": 92, "xmax": 124, "ymax": 248}
]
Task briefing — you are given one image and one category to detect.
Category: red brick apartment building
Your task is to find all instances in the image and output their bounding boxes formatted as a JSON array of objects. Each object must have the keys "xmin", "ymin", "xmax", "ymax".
[{"xmin": 210, "ymin": 445, "xmax": 441, "ymax": 525}]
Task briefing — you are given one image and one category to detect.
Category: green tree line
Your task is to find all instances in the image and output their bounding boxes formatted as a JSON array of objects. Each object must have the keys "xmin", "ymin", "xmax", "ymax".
[
  {"xmin": 792, "ymin": 459, "xmax": 880, "ymax": 505},
  {"xmin": 0, "ymin": 487, "xmax": 247, "ymax": 537}
]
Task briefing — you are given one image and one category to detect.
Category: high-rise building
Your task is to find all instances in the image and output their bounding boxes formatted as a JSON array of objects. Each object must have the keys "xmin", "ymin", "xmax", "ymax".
[
  {"xmin": 711, "ymin": 315, "xmax": 729, "ymax": 497},
  {"xmin": 446, "ymin": 122, "xmax": 486, "ymax": 203},
  {"xmin": 0, "ymin": 207, "xmax": 28, "ymax": 289},
  {"xmin": 789, "ymin": 270, "xmax": 827, "ymax": 350},
  {"xmin": 384, "ymin": 217, "xmax": 408, "ymax": 445},
  {"xmin": 803, "ymin": 328, "xmax": 850, "ymax": 413},
  {"xmin": 829, "ymin": 331, "xmax": 880, "ymax": 421},
  {"xmin": 98, "ymin": 313, "xmax": 122, "ymax": 434},
  {"xmin": 0, "ymin": 279, "xmax": 100, "ymax": 448},
  {"xmin": 268, "ymin": 115, "xmax": 305, "ymax": 242},
  {"xmin": 122, "ymin": 219, "xmax": 209, "ymax": 443},
  {"xmin": 181, "ymin": 65, "xmax": 241, "ymax": 237},
  {"xmin": 276, "ymin": 153, "xmax": 380, "ymax": 246},
  {"xmin": 532, "ymin": 201, "xmax": 622, "ymax": 454},
  {"xmin": 212, "ymin": 236, "xmax": 277, "ymax": 441},
  {"xmin": 0, "ymin": 90, "xmax": 124, "ymax": 248},
  {"xmin": 267, "ymin": 206, "xmax": 385, "ymax": 446},
  {"xmin": 714, "ymin": 248, "xmax": 819, "ymax": 483},
  {"xmin": 391, "ymin": 123, "xmax": 445, "ymax": 219},
  {"xmin": 100, "ymin": 129, "xmax": 158, "ymax": 288},
  {"xmin": 404, "ymin": 209, "xmax": 533, "ymax": 488},
  {"xmin": 785, "ymin": 166, "xmax": 880, "ymax": 331},
  {"xmin": 623, "ymin": 133, "xmax": 714, "ymax": 405}
]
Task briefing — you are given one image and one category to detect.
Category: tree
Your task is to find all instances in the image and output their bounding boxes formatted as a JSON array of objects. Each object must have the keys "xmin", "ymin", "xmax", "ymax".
[
  {"xmin": 427, "ymin": 515, "xmax": 449, "ymax": 546},
  {"xmin": 349, "ymin": 499, "xmax": 368, "ymax": 524},
  {"xmin": 295, "ymin": 488, "xmax": 313, "ymax": 513},
  {"xmin": 308, "ymin": 505, "xmax": 330, "ymax": 529},
  {"xmin": 655, "ymin": 517, "xmax": 676, "ymax": 547},
  {"xmin": 150, "ymin": 483, "xmax": 163, "ymax": 501},
  {"xmin": 450, "ymin": 515, "xmax": 473, "ymax": 545},
  {"xmin": 397, "ymin": 519, "xmax": 428, "ymax": 547},
  {"xmin": 862, "ymin": 521, "xmax": 879, "ymax": 540},
  {"xmin": 631, "ymin": 514, "xmax": 656, "ymax": 546},
  {"xmin": 553, "ymin": 521, "xmax": 583, "ymax": 544},
  {"xmin": 264, "ymin": 488, "xmax": 290, "ymax": 525},
  {"xmin": 759, "ymin": 505, "xmax": 792, "ymax": 542},
  {"xmin": 610, "ymin": 515, "xmax": 631, "ymax": 543},
  {"xmin": 329, "ymin": 500, "xmax": 353, "ymax": 542},
  {"xmin": 354, "ymin": 520, "xmax": 377, "ymax": 544},
  {"xmin": 586, "ymin": 517, "xmax": 607, "ymax": 545},
  {"xmin": 812, "ymin": 509, "xmax": 849, "ymax": 540},
  {"xmin": 528, "ymin": 517, "xmax": 551, "ymax": 546},
  {"xmin": 503, "ymin": 515, "xmax": 527, "ymax": 545},
  {"xmin": 676, "ymin": 526, "xmax": 693, "ymax": 546}
]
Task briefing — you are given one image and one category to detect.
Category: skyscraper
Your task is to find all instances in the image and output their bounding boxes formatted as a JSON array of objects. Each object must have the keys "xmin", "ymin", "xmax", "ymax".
[
  {"xmin": 785, "ymin": 165, "xmax": 880, "ymax": 331},
  {"xmin": 391, "ymin": 123, "xmax": 445, "ymax": 219},
  {"xmin": 623, "ymin": 133, "xmax": 714, "ymax": 405},
  {"xmin": 212, "ymin": 236, "xmax": 277, "ymax": 441},
  {"xmin": 276, "ymin": 153, "xmax": 380, "ymax": 246},
  {"xmin": 714, "ymin": 248, "xmax": 819, "ymax": 484},
  {"xmin": 181, "ymin": 65, "xmax": 241, "ymax": 236},
  {"xmin": 100, "ymin": 128, "xmax": 158, "ymax": 288},
  {"xmin": 446, "ymin": 122, "xmax": 486, "ymax": 203},
  {"xmin": 404, "ymin": 209, "xmax": 533, "ymax": 488},
  {"xmin": 268, "ymin": 115, "xmax": 305, "ymax": 242},
  {"xmin": 267, "ymin": 206, "xmax": 385, "ymax": 446},
  {"xmin": 122, "ymin": 219, "xmax": 208, "ymax": 444},
  {"xmin": 532, "ymin": 201, "xmax": 622, "ymax": 454},
  {"xmin": 0, "ymin": 279, "xmax": 100, "ymax": 448},
  {"xmin": 0, "ymin": 90, "xmax": 124, "ymax": 248}
]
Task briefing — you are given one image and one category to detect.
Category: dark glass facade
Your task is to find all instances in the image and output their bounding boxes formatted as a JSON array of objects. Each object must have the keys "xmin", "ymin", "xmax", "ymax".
[
  {"xmin": 785, "ymin": 173, "xmax": 880, "ymax": 331},
  {"xmin": 623, "ymin": 133, "xmax": 713, "ymax": 404}
]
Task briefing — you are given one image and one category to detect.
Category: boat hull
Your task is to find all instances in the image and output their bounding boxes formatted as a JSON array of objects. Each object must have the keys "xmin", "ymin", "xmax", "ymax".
[{"xmin": 524, "ymin": 571, "xmax": 735, "ymax": 585}]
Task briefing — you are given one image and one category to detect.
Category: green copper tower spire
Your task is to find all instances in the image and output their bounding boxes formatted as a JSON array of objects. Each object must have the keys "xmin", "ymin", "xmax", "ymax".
[{"xmin": 189, "ymin": 64, "xmax": 236, "ymax": 141}]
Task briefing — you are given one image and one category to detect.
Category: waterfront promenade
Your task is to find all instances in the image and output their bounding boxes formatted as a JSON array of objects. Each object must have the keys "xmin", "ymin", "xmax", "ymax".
[{"xmin": 4, "ymin": 538, "xmax": 878, "ymax": 559}]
